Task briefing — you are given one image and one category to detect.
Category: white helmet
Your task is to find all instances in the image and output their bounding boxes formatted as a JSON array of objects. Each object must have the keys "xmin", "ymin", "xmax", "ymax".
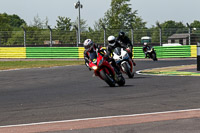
[
  {"xmin": 84, "ymin": 39, "xmax": 93, "ymax": 50},
  {"xmin": 107, "ymin": 35, "xmax": 116, "ymax": 46}
]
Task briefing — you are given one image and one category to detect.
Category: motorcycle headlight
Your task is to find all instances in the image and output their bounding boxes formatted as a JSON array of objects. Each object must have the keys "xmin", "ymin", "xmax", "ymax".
[{"xmin": 92, "ymin": 66, "xmax": 98, "ymax": 70}]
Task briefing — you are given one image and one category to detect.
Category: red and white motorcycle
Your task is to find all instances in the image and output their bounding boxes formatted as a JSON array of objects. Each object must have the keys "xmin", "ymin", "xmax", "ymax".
[
  {"xmin": 88, "ymin": 49, "xmax": 125, "ymax": 87},
  {"xmin": 113, "ymin": 47, "xmax": 135, "ymax": 78}
]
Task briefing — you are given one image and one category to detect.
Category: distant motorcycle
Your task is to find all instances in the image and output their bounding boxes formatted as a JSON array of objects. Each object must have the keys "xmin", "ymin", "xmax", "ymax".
[
  {"xmin": 143, "ymin": 47, "xmax": 158, "ymax": 61},
  {"xmin": 113, "ymin": 47, "xmax": 134, "ymax": 78},
  {"xmin": 88, "ymin": 49, "xmax": 125, "ymax": 87}
]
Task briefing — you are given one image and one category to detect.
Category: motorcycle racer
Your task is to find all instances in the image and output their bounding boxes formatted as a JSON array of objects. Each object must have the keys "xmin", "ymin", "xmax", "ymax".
[
  {"xmin": 142, "ymin": 42, "xmax": 151, "ymax": 58},
  {"xmin": 116, "ymin": 31, "xmax": 133, "ymax": 59},
  {"xmin": 83, "ymin": 39, "xmax": 122, "ymax": 76},
  {"xmin": 107, "ymin": 35, "xmax": 126, "ymax": 56},
  {"xmin": 107, "ymin": 35, "xmax": 136, "ymax": 66}
]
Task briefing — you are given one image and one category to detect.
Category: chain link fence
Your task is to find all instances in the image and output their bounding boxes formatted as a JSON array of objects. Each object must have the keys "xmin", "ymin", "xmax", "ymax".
[{"xmin": 0, "ymin": 28, "xmax": 200, "ymax": 47}]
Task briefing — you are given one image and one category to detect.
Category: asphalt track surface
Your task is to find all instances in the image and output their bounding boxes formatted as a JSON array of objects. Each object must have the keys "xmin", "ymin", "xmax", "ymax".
[{"xmin": 0, "ymin": 58, "xmax": 200, "ymax": 133}]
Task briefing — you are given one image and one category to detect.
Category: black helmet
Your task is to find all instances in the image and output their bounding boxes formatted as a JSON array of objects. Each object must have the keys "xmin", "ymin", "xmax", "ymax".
[{"xmin": 119, "ymin": 31, "xmax": 125, "ymax": 38}]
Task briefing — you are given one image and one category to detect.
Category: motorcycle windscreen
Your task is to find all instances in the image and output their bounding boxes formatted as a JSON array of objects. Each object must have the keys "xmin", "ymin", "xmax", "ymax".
[
  {"xmin": 89, "ymin": 51, "xmax": 97, "ymax": 63},
  {"xmin": 147, "ymin": 47, "xmax": 151, "ymax": 50},
  {"xmin": 113, "ymin": 47, "xmax": 121, "ymax": 55}
]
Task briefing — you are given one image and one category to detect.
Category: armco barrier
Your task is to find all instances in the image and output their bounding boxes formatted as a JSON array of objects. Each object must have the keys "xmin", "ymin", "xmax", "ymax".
[
  {"xmin": 0, "ymin": 47, "xmax": 26, "ymax": 58},
  {"xmin": 26, "ymin": 47, "xmax": 79, "ymax": 58},
  {"xmin": 0, "ymin": 45, "xmax": 197, "ymax": 59}
]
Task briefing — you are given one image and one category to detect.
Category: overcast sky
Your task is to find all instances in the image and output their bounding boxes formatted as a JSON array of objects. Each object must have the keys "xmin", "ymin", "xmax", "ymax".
[{"xmin": 0, "ymin": 0, "xmax": 200, "ymax": 28}]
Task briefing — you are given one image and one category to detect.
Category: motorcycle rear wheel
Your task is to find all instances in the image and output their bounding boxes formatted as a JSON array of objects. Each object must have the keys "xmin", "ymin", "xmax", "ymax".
[{"xmin": 152, "ymin": 52, "xmax": 158, "ymax": 61}]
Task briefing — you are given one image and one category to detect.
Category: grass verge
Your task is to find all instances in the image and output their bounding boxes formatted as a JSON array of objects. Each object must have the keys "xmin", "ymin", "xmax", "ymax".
[{"xmin": 0, "ymin": 60, "xmax": 84, "ymax": 70}]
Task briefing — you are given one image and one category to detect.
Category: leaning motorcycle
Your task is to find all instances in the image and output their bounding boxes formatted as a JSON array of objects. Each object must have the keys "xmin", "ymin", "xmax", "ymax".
[
  {"xmin": 88, "ymin": 49, "xmax": 125, "ymax": 87},
  {"xmin": 144, "ymin": 47, "xmax": 158, "ymax": 61},
  {"xmin": 113, "ymin": 47, "xmax": 134, "ymax": 78}
]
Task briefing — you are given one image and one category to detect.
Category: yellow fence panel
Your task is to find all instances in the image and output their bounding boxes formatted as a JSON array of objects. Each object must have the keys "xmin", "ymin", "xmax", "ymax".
[
  {"xmin": 0, "ymin": 47, "xmax": 26, "ymax": 58},
  {"xmin": 191, "ymin": 45, "xmax": 197, "ymax": 57},
  {"xmin": 78, "ymin": 47, "xmax": 85, "ymax": 59}
]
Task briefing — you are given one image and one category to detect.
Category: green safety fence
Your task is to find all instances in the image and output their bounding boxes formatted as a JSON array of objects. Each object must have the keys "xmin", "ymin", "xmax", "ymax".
[
  {"xmin": 0, "ymin": 47, "xmax": 26, "ymax": 58},
  {"xmin": 133, "ymin": 45, "xmax": 192, "ymax": 59},
  {"xmin": 155, "ymin": 45, "xmax": 191, "ymax": 58},
  {"xmin": 26, "ymin": 47, "xmax": 79, "ymax": 58},
  {"xmin": 0, "ymin": 45, "xmax": 197, "ymax": 59},
  {"xmin": 133, "ymin": 47, "xmax": 145, "ymax": 58}
]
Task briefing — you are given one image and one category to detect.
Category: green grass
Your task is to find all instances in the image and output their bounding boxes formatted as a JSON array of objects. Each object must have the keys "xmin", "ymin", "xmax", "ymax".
[{"xmin": 0, "ymin": 60, "xmax": 85, "ymax": 70}]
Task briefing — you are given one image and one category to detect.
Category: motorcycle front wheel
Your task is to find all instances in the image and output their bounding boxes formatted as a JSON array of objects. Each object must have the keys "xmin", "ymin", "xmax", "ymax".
[
  {"xmin": 99, "ymin": 69, "xmax": 115, "ymax": 87},
  {"xmin": 122, "ymin": 62, "xmax": 134, "ymax": 78},
  {"xmin": 117, "ymin": 75, "xmax": 125, "ymax": 86}
]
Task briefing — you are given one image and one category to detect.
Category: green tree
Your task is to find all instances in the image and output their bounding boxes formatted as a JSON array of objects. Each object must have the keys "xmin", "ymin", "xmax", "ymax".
[
  {"xmin": 150, "ymin": 21, "xmax": 187, "ymax": 43},
  {"xmin": 190, "ymin": 20, "xmax": 200, "ymax": 28},
  {"xmin": 190, "ymin": 20, "xmax": 200, "ymax": 42},
  {"xmin": 0, "ymin": 13, "xmax": 13, "ymax": 45},
  {"xmin": 160, "ymin": 20, "xmax": 186, "ymax": 34},
  {"xmin": 31, "ymin": 14, "xmax": 44, "ymax": 29},
  {"xmin": 22, "ymin": 25, "xmax": 47, "ymax": 45},
  {"xmin": 0, "ymin": 13, "xmax": 26, "ymax": 29},
  {"xmin": 55, "ymin": 16, "xmax": 72, "ymax": 31},
  {"xmin": 8, "ymin": 14, "xmax": 26, "ymax": 28},
  {"xmin": 0, "ymin": 13, "xmax": 12, "ymax": 31},
  {"xmin": 95, "ymin": 0, "xmax": 146, "ymax": 30},
  {"xmin": 150, "ymin": 26, "xmax": 160, "ymax": 43},
  {"xmin": 7, "ymin": 31, "xmax": 24, "ymax": 45},
  {"xmin": 72, "ymin": 17, "xmax": 88, "ymax": 32}
]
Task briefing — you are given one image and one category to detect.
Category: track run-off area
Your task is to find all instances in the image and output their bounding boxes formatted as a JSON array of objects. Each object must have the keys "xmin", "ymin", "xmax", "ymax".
[{"xmin": 0, "ymin": 58, "xmax": 200, "ymax": 133}]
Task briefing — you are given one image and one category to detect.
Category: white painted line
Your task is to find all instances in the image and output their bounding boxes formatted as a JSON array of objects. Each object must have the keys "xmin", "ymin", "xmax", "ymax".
[
  {"xmin": 0, "ymin": 65, "xmax": 80, "ymax": 72},
  {"xmin": 1, "ymin": 108, "xmax": 200, "ymax": 128}
]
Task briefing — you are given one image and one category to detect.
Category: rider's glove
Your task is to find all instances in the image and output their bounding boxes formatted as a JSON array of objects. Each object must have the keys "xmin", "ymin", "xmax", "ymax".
[
  {"xmin": 85, "ymin": 63, "xmax": 89, "ymax": 67},
  {"xmin": 126, "ymin": 47, "xmax": 131, "ymax": 53}
]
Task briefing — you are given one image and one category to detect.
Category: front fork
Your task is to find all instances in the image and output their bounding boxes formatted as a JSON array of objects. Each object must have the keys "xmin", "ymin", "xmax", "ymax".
[{"xmin": 96, "ymin": 67, "xmax": 116, "ymax": 81}]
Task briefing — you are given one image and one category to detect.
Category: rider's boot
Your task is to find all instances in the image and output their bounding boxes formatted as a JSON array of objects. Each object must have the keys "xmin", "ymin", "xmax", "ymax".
[{"xmin": 132, "ymin": 59, "xmax": 136, "ymax": 66}]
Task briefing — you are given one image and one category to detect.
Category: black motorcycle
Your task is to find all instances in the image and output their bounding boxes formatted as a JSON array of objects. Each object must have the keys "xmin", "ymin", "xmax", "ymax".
[{"xmin": 143, "ymin": 46, "xmax": 158, "ymax": 61}]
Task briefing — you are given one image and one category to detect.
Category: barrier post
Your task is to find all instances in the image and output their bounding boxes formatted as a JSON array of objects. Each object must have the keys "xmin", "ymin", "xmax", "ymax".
[
  {"xmin": 22, "ymin": 26, "xmax": 26, "ymax": 47},
  {"xmin": 48, "ymin": 26, "xmax": 52, "ymax": 47},
  {"xmin": 197, "ymin": 42, "xmax": 200, "ymax": 71}
]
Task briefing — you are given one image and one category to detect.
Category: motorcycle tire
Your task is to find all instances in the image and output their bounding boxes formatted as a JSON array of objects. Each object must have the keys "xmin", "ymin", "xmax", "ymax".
[
  {"xmin": 122, "ymin": 62, "xmax": 134, "ymax": 78},
  {"xmin": 117, "ymin": 75, "xmax": 125, "ymax": 86},
  {"xmin": 100, "ymin": 69, "xmax": 115, "ymax": 87},
  {"xmin": 152, "ymin": 52, "xmax": 158, "ymax": 61}
]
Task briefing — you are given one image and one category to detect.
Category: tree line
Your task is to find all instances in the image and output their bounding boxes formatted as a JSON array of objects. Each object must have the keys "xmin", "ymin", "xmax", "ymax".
[{"xmin": 1, "ymin": 0, "xmax": 200, "ymax": 46}]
